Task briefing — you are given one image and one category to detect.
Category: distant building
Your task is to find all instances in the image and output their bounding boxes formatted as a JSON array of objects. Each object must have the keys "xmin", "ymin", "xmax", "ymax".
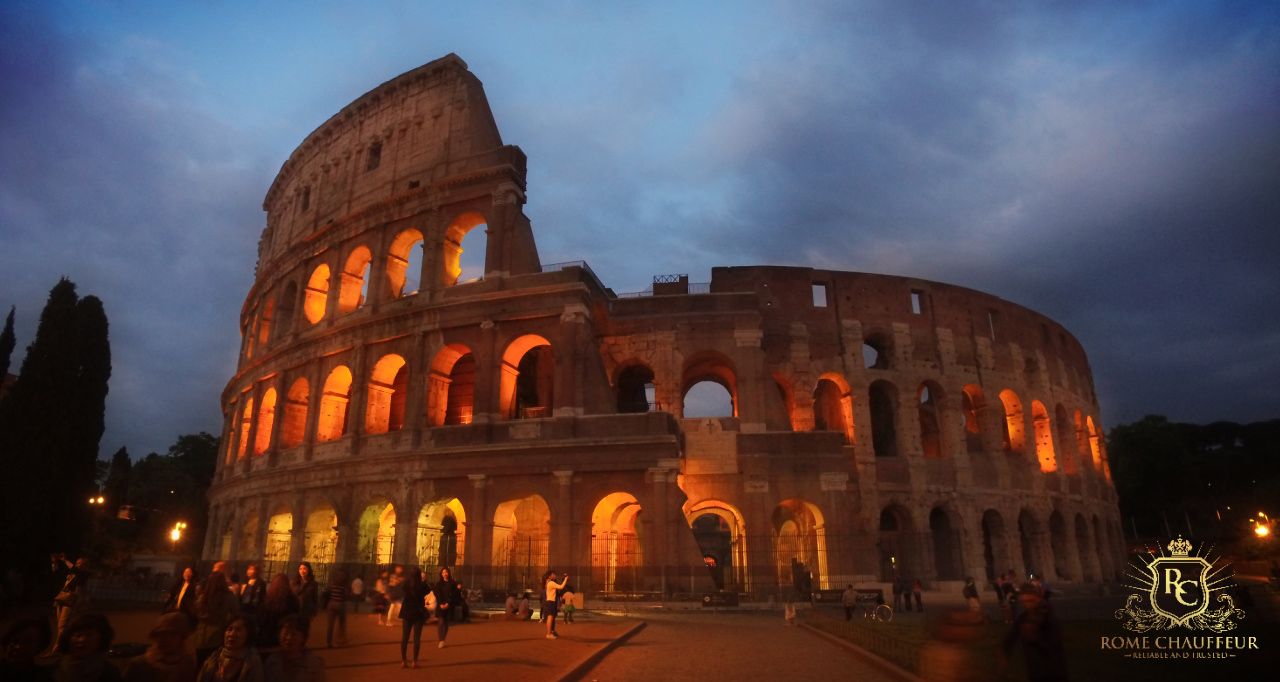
[{"xmin": 206, "ymin": 55, "xmax": 1122, "ymax": 594}]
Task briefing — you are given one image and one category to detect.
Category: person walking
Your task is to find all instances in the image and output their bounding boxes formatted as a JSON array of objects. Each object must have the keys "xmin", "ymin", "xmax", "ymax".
[
  {"xmin": 322, "ymin": 570, "xmax": 348, "ymax": 648},
  {"xmin": 348, "ymin": 574, "xmax": 363, "ymax": 608},
  {"xmin": 397, "ymin": 570, "xmax": 428, "ymax": 669},
  {"xmin": 291, "ymin": 564, "xmax": 319, "ymax": 639},
  {"xmin": 963, "ymin": 576, "xmax": 980, "ymax": 613},
  {"xmin": 893, "ymin": 578, "xmax": 906, "ymax": 612},
  {"xmin": 912, "ymin": 579, "xmax": 924, "ymax": 612},
  {"xmin": 841, "ymin": 584, "xmax": 857, "ymax": 621},
  {"xmin": 253, "ymin": 575, "xmax": 299, "ymax": 655},
  {"xmin": 193, "ymin": 571, "xmax": 240, "ymax": 669},
  {"xmin": 560, "ymin": 586, "xmax": 576, "ymax": 624},
  {"xmin": 239, "ymin": 565, "xmax": 266, "ymax": 615},
  {"xmin": 999, "ymin": 583, "xmax": 1067, "ymax": 682},
  {"xmin": 386, "ymin": 566, "xmax": 405, "ymax": 624},
  {"xmin": 542, "ymin": 571, "xmax": 569, "ymax": 639},
  {"xmin": 431, "ymin": 569, "xmax": 461, "ymax": 648},
  {"xmin": 1002, "ymin": 570, "xmax": 1019, "ymax": 621},
  {"xmin": 372, "ymin": 572, "xmax": 390, "ymax": 626}
]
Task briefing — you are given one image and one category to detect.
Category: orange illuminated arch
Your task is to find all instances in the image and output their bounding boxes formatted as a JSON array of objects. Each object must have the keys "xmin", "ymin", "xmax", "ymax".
[
  {"xmin": 254, "ymin": 387, "xmax": 277, "ymax": 455},
  {"xmin": 491, "ymin": 493, "xmax": 550, "ymax": 588},
  {"xmin": 1032, "ymin": 400, "xmax": 1057, "ymax": 472},
  {"xmin": 386, "ymin": 229, "xmax": 425, "ymax": 298},
  {"xmin": 365, "ymin": 354, "xmax": 408, "ymax": 434},
  {"xmin": 773, "ymin": 499, "xmax": 829, "ymax": 589},
  {"xmin": 443, "ymin": 212, "xmax": 488, "ymax": 286},
  {"xmin": 338, "ymin": 246, "xmax": 372, "ymax": 314},
  {"xmin": 280, "ymin": 378, "xmax": 309, "ymax": 449},
  {"xmin": 999, "ymin": 389, "xmax": 1026, "ymax": 453},
  {"xmin": 813, "ymin": 372, "xmax": 854, "ymax": 443},
  {"xmin": 500, "ymin": 335, "xmax": 553, "ymax": 419},
  {"xmin": 592, "ymin": 492, "xmax": 644, "ymax": 592},
  {"xmin": 317, "ymin": 366, "xmax": 352, "ymax": 442},
  {"xmin": 258, "ymin": 299, "xmax": 274, "ymax": 347},
  {"xmin": 427, "ymin": 344, "xmax": 476, "ymax": 426},
  {"xmin": 304, "ymin": 264, "xmax": 330, "ymax": 324},
  {"xmin": 418, "ymin": 498, "xmax": 467, "ymax": 568},
  {"xmin": 685, "ymin": 499, "xmax": 749, "ymax": 591},
  {"xmin": 237, "ymin": 398, "xmax": 254, "ymax": 459}
]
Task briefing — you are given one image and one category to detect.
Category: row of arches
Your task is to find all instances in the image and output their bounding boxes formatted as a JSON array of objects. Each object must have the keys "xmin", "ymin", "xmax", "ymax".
[
  {"xmin": 240, "ymin": 214, "xmax": 488, "ymax": 362},
  {"xmin": 225, "ymin": 334, "xmax": 555, "ymax": 463},
  {"xmin": 612, "ymin": 353, "xmax": 1109, "ymax": 479},
  {"xmin": 219, "ymin": 491, "xmax": 647, "ymax": 593}
]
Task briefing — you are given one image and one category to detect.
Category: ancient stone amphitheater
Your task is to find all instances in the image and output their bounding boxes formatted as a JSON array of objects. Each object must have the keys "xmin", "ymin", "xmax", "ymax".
[{"xmin": 205, "ymin": 54, "xmax": 1124, "ymax": 597}]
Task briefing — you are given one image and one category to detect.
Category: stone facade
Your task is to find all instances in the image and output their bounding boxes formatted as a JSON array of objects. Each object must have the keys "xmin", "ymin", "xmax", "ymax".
[{"xmin": 206, "ymin": 54, "xmax": 1124, "ymax": 596}]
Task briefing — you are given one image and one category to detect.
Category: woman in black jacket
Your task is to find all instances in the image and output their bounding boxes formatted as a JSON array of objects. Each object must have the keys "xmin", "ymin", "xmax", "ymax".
[
  {"xmin": 290, "ymin": 562, "xmax": 319, "ymax": 638},
  {"xmin": 432, "ymin": 568, "xmax": 462, "ymax": 648},
  {"xmin": 397, "ymin": 569, "xmax": 428, "ymax": 669}
]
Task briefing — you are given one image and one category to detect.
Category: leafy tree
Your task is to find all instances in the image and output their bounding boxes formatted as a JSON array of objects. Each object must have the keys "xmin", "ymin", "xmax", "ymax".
[
  {"xmin": 104, "ymin": 447, "xmax": 132, "ymax": 509},
  {"xmin": 126, "ymin": 433, "xmax": 219, "ymax": 555}
]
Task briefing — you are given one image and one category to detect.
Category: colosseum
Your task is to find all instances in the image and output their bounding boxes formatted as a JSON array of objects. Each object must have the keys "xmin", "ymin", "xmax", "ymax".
[{"xmin": 205, "ymin": 54, "xmax": 1125, "ymax": 599}]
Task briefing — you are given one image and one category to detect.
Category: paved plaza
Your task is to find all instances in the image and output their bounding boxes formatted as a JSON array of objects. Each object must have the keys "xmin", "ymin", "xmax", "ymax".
[{"xmin": 19, "ymin": 606, "xmax": 901, "ymax": 682}]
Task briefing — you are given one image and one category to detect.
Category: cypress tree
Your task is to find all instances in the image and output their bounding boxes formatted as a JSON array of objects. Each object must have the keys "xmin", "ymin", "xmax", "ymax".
[
  {"xmin": 0, "ymin": 306, "xmax": 14, "ymax": 381},
  {"xmin": 0, "ymin": 279, "xmax": 112, "ymax": 564}
]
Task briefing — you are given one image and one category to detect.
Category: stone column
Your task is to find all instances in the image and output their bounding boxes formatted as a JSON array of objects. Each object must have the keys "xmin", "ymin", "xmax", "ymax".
[
  {"xmin": 405, "ymin": 332, "xmax": 428, "ymax": 447},
  {"xmin": 347, "ymin": 345, "xmax": 369, "ymax": 454},
  {"xmin": 289, "ymin": 495, "xmax": 307, "ymax": 563},
  {"xmin": 552, "ymin": 471, "xmax": 574, "ymax": 569},
  {"xmin": 202, "ymin": 505, "xmax": 223, "ymax": 561},
  {"xmin": 555, "ymin": 307, "xmax": 588, "ymax": 417},
  {"xmin": 468, "ymin": 475, "xmax": 490, "ymax": 588},
  {"xmin": 228, "ymin": 505, "xmax": 245, "ymax": 563},
  {"xmin": 649, "ymin": 463, "xmax": 676, "ymax": 594},
  {"xmin": 302, "ymin": 362, "xmax": 323, "ymax": 462},
  {"xmin": 393, "ymin": 483, "xmax": 417, "ymax": 566},
  {"xmin": 472, "ymin": 320, "xmax": 498, "ymax": 422},
  {"xmin": 243, "ymin": 383, "xmax": 263, "ymax": 472}
]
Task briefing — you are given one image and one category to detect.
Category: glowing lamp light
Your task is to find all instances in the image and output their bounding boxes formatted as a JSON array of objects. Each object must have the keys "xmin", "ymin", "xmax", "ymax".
[
  {"xmin": 170, "ymin": 528, "xmax": 181, "ymax": 541},
  {"xmin": 1256, "ymin": 525, "xmax": 1270, "ymax": 538}
]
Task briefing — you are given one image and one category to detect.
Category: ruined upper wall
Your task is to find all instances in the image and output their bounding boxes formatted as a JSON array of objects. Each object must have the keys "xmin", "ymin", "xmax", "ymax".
[{"xmin": 255, "ymin": 54, "xmax": 509, "ymax": 270}]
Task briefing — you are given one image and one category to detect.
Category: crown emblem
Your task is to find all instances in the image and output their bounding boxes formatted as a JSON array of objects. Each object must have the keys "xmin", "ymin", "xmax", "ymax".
[{"xmin": 1167, "ymin": 536, "xmax": 1192, "ymax": 557}]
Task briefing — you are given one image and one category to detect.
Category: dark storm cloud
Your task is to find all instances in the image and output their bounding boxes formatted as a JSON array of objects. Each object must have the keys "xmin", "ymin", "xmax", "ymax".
[
  {"xmin": 655, "ymin": 1, "xmax": 1280, "ymax": 425},
  {"xmin": 0, "ymin": 5, "xmax": 270, "ymax": 456}
]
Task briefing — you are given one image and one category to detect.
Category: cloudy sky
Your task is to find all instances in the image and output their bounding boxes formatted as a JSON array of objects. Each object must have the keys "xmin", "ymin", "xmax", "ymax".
[{"xmin": 2, "ymin": 0, "xmax": 1277, "ymax": 458}]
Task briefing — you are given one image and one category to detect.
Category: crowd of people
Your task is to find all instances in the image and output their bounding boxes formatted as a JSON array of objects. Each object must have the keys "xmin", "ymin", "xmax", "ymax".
[{"xmin": 2, "ymin": 555, "xmax": 585, "ymax": 681}]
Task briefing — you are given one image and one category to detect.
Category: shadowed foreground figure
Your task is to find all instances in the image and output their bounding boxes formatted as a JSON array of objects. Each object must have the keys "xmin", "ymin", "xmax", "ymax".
[{"xmin": 1000, "ymin": 583, "xmax": 1067, "ymax": 682}]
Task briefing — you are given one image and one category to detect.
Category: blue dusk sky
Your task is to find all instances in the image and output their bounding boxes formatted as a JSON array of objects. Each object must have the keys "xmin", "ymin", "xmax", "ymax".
[{"xmin": 1, "ymin": 1, "xmax": 1277, "ymax": 457}]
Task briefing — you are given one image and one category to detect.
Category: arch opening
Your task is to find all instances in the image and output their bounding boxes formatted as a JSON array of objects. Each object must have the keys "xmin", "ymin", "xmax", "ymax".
[
  {"xmin": 338, "ymin": 246, "xmax": 372, "ymax": 315},
  {"xmin": 303, "ymin": 502, "xmax": 338, "ymax": 564},
  {"xmin": 317, "ymin": 366, "xmax": 352, "ymax": 442},
  {"xmin": 980, "ymin": 510, "xmax": 1008, "ymax": 582},
  {"xmin": 878, "ymin": 505, "xmax": 917, "ymax": 581},
  {"xmin": 863, "ymin": 332, "xmax": 892, "ymax": 370},
  {"xmin": 254, "ymin": 388, "xmax": 277, "ymax": 455},
  {"xmin": 682, "ymin": 352, "xmax": 737, "ymax": 419},
  {"xmin": 236, "ymin": 398, "xmax": 254, "ymax": 459},
  {"xmin": 772, "ymin": 499, "xmax": 828, "ymax": 591},
  {"xmin": 813, "ymin": 373, "xmax": 854, "ymax": 444},
  {"xmin": 386, "ymin": 229, "xmax": 425, "ymax": 298},
  {"xmin": 427, "ymin": 344, "xmax": 475, "ymax": 426},
  {"xmin": 355, "ymin": 499, "xmax": 396, "ymax": 565},
  {"xmin": 280, "ymin": 378, "xmax": 310, "ymax": 449},
  {"xmin": 687, "ymin": 500, "xmax": 748, "ymax": 592},
  {"xmin": 491, "ymin": 494, "xmax": 549, "ymax": 592},
  {"xmin": 1032, "ymin": 400, "xmax": 1057, "ymax": 472},
  {"xmin": 1049, "ymin": 511, "xmax": 1070, "ymax": 580},
  {"xmin": 591, "ymin": 493, "xmax": 644, "ymax": 593},
  {"xmin": 616, "ymin": 364, "xmax": 656, "ymax": 414},
  {"xmin": 417, "ymin": 498, "xmax": 466, "ymax": 569},
  {"xmin": 501, "ymin": 335, "xmax": 553, "ymax": 419},
  {"xmin": 443, "ymin": 213, "xmax": 488, "ymax": 286},
  {"xmin": 1018, "ymin": 510, "xmax": 1040, "ymax": 579},
  {"xmin": 929, "ymin": 507, "xmax": 962, "ymax": 580},
  {"xmin": 304, "ymin": 264, "xmax": 330, "ymax": 325},
  {"xmin": 265, "ymin": 508, "xmax": 293, "ymax": 562},
  {"xmin": 999, "ymin": 390, "xmax": 1026, "ymax": 454},
  {"xmin": 365, "ymin": 354, "xmax": 408, "ymax": 434}
]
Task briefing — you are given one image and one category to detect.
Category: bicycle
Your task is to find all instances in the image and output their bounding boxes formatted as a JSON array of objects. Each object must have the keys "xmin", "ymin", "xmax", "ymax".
[{"xmin": 855, "ymin": 598, "xmax": 893, "ymax": 622}]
